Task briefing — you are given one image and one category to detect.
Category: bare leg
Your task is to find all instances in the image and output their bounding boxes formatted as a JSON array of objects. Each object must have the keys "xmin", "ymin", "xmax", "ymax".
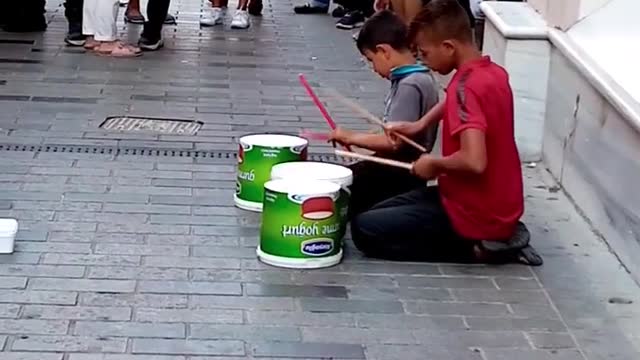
[{"xmin": 126, "ymin": 0, "xmax": 142, "ymax": 18}]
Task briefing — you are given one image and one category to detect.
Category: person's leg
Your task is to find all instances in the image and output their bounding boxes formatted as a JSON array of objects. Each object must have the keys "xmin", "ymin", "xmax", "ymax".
[
  {"xmin": 65, "ymin": 0, "xmax": 86, "ymax": 46},
  {"xmin": 201, "ymin": 0, "xmax": 224, "ymax": 26},
  {"xmin": 91, "ymin": 0, "xmax": 141, "ymax": 56},
  {"xmin": 91, "ymin": 0, "xmax": 119, "ymax": 43},
  {"xmin": 347, "ymin": 160, "xmax": 424, "ymax": 219},
  {"xmin": 2, "ymin": 0, "xmax": 47, "ymax": 32},
  {"xmin": 82, "ymin": 0, "xmax": 100, "ymax": 48},
  {"xmin": 231, "ymin": 0, "xmax": 251, "ymax": 29},
  {"xmin": 248, "ymin": 0, "xmax": 263, "ymax": 16},
  {"xmin": 125, "ymin": 0, "xmax": 145, "ymax": 23},
  {"xmin": 140, "ymin": 0, "xmax": 171, "ymax": 50},
  {"xmin": 294, "ymin": 0, "xmax": 330, "ymax": 14},
  {"xmin": 351, "ymin": 186, "xmax": 476, "ymax": 262}
]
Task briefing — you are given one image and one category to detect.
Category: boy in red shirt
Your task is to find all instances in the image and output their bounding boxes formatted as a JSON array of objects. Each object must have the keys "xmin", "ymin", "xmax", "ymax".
[{"xmin": 351, "ymin": 0, "xmax": 541, "ymax": 265}]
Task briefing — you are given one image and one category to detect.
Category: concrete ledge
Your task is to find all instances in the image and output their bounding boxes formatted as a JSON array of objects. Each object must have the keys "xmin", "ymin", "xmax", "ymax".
[
  {"xmin": 549, "ymin": 30, "xmax": 640, "ymax": 134},
  {"xmin": 480, "ymin": 2, "xmax": 547, "ymax": 40}
]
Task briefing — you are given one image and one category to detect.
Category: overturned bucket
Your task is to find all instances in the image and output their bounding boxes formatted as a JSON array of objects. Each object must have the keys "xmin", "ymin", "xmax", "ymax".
[
  {"xmin": 234, "ymin": 134, "xmax": 308, "ymax": 212},
  {"xmin": 258, "ymin": 179, "xmax": 343, "ymax": 269}
]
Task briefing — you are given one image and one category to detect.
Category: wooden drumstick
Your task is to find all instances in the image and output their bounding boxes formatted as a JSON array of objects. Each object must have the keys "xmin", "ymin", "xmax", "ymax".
[
  {"xmin": 335, "ymin": 150, "xmax": 413, "ymax": 171},
  {"xmin": 325, "ymin": 88, "xmax": 428, "ymax": 153}
]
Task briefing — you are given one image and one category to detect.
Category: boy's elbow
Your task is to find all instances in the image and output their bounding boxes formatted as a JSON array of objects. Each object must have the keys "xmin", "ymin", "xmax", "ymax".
[{"xmin": 468, "ymin": 157, "xmax": 487, "ymax": 175}]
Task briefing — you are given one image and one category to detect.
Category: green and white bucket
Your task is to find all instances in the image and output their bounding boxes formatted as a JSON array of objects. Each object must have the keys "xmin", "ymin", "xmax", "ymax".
[
  {"xmin": 234, "ymin": 134, "xmax": 308, "ymax": 212},
  {"xmin": 258, "ymin": 179, "xmax": 343, "ymax": 269},
  {"xmin": 270, "ymin": 161, "xmax": 352, "ymax": 240}
]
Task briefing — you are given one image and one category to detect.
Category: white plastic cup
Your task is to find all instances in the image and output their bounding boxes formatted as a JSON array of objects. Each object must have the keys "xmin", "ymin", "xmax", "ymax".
[{"xmin": 0, "ymin": 219, "xmax": 18, "ymax": 254}]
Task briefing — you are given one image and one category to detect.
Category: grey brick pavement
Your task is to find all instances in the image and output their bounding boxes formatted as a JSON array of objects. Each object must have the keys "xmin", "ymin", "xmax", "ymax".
[{"xmin": 0, "ymin": 0, "xmax": 640, "ymax": 359}]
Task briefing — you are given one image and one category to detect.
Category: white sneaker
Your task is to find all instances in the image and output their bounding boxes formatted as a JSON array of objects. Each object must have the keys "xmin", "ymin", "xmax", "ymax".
[
  {"xmin": 200, "ymin": 7, "xmax": 224, "ymax": 26},
  {"xmin": 119, "ymin": 0, "xmax": 129, "ymax": 5},
  {"xmin": 230, "ymin": 10, "xmax": 250, "ymax": 29}
]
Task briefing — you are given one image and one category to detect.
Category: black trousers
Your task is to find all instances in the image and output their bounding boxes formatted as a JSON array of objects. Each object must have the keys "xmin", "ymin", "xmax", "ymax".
[
  {"xmin": 351, "ymin": 186, "xmax": 477, "ymax": 262},
  {"xmin": 2, "ymin": 0, "xmax": 47, "ymax": 32},
  {"xmin": 64, "ymin": 0, "xmax": 83, "ymax": 33},
  {"xmin": 347, "ymin": 159, "xmax": 425, "ymax": 219},
  {"xmin": 142, "ymin": 0, "xmax": 171, "ymax": 41}
]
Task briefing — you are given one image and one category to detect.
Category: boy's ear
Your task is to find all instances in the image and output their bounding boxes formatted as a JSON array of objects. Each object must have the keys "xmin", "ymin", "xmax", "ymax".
[
  {"xmin": 375, "ymin": 44, "xmax": 394, "ymax": 58},
  {"xmin": 442, "ymin": 40, "xmax": 456, "ymax": 54}
]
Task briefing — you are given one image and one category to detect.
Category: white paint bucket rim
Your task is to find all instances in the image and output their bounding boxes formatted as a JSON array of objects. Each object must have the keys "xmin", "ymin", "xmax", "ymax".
[
  {"xmin": 239, "ymin": 134, "xmax": 308, "ymax": 147},
  {"xmin": 257, "ymin": 245, "xmax": 343, "ymax": 269},
  {"xmin": 271, "ymin": 161, "xmax": 353, "ymax": 187},
  {"xmin": 0, "ymin": 218, "xmax": 18, "ymax": 254},
  {"xmin": 264, "ymin": 178, "xmax": 341, "ymax": 195},
  {"xmin": 0, "ymin": 218, "xmax": 18, "ymax": 236}
]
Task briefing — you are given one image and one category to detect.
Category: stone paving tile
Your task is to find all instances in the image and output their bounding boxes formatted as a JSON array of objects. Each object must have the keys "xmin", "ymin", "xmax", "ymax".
[{"xmin": 0, "ymin": 0, "xmax": 638, "ymax": 359}]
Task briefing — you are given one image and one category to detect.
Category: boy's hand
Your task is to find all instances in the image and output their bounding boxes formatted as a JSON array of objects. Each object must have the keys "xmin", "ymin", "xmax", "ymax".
[
  {"xmin": 384, "ymin": 122, "xmax": 422, "ymax": 149},
  {"xmin": 411, "ymin": 154, "xmax": 439, "ymax": 180},
  {"xmin": 328, "ymin": 127, "xmax": 355, "ymax": 146}
]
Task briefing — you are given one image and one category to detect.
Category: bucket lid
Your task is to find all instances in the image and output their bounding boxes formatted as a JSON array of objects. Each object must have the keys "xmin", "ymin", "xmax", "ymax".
[
  {"xmin": 0, "ymin": 219, "xmax": 18, "ymax": 236},
  {"xmin": 264, "ymin": 179, "xmax": 341, "ymax": 195},
  {"xmin": 239, "ymin": 134, "xmax": 308, "ymax": 147},
  {"xmin": 271, "ymin": 161, "xmax": 353, "ymax": 187}
]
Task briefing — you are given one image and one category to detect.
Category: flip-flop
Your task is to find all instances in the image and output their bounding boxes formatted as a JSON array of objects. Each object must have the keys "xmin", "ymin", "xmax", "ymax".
[
  {"xmin": 111, "ymin": 44, "xmax": 142, "ymax": 57},
  {"xmin": 125, "ymin": 13, "xmax": 145, "ymax": 24},
  {"xmin": 481, "ymin": 222, "xmax": 530, "ymax": 252},
  {"xmin": 164, "ymin": 14, "xmax": 177, "ymax": 25},
  {"xmin": 515, "ymin": 245, "xmax": 544, "ymax": 266}
]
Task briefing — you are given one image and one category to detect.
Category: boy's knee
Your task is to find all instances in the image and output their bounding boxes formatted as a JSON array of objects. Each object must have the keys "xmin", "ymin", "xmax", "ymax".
[{"xmin": 350, "ymin": 212, "xmax": 382, "ymax": 256}]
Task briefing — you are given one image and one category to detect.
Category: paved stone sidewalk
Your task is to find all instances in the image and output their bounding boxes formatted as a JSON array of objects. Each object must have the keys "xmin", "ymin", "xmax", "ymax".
[{"xmin": 0, "ymin": 0, "xmax": 639, "ymax": 359}]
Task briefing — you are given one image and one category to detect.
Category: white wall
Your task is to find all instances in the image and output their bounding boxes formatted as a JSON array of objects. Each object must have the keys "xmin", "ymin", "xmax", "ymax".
[
  {"xmin": 528, "ymin": 0, "xmax": 613, "ymax": 30},
  {"xmin": 542, "ymin": 48, "xmax": 640, "ymax": 281}
]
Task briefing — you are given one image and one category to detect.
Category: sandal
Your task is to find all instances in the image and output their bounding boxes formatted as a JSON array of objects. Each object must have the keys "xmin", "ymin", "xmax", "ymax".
[
  {"xmin": 472, "ymin": 222, "xmax": 543, "ymax": 266},
  {"xmin": 125, "ymin": 12, "xmax": 145, "ymax": 24}
]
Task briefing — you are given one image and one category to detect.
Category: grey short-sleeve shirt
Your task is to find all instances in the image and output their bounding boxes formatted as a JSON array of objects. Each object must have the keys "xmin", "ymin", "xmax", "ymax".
[{"xmin": 383, "ymin": 71, "xmax": 439, "ymax": 152}]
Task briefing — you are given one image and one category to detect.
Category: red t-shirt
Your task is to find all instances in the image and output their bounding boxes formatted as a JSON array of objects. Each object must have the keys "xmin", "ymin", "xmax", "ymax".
[{"xmin": 439, "ymin": 56, "xmax": 524, "ymax": 240}]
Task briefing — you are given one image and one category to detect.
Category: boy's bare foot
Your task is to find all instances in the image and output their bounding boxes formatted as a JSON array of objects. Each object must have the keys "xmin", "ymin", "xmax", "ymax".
[
  {"xmin": 84, "ymin": 37, "xmax": 100, "ymax": 50},
  {"xmin": 95, "ymin": 41, "xmax": 142, "ymax": 57}
]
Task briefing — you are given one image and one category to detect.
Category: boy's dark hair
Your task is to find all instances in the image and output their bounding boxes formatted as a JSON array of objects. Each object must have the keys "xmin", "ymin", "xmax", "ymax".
[
  {"xmin": 409, "ymin": 0, "xmax": 473, "ymax": 44},
  {"xmin": 356, "ymin": 10, "xmax": 410, "ymax": 53}
]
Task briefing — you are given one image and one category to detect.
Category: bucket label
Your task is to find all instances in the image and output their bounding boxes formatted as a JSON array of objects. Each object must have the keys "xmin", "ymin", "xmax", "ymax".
[
  {"xmin": 236, "ymin": 141, "xmax": 308, "ymax": 205},
  {"xmin": 301, "ymin": 239, "xmax": 334, "ymax": 256},
  {"xmin": 261, "ymin": 188, "xmax": 342, "ymax": 259}
]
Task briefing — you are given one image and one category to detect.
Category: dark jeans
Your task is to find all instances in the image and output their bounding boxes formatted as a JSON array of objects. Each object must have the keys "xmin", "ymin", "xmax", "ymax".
[
  {"xmin": 142, "ymin": 0, "xmax": 171, "ymax": 41},
  {"xmin": 2, "ymin": 0, "xmax": 47, "ymax": 32},
  {"xmin": 347, "ymin": 159, "xmax": 425, "ymax": 219},
  {"xmin": 64, "ymin": 0, "xmax": 83, "ymax": 33},
  {"xmin": 351, "ymin": 186, "xmax": 476, "ymax": 262}
]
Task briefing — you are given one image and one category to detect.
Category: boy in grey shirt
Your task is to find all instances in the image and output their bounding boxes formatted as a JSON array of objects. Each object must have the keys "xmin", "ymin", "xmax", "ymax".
[{"xmin": 329, "ymin": 10, "xmax": 439, "ymax": 217}]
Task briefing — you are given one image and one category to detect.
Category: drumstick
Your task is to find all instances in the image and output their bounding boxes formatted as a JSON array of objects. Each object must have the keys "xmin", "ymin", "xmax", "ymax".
[
  {"xmin": 299, "ymin": 129, "xmax": 330, "ymax": 141},
  {"xmin": 325, "ymin": 88, "xmax": 428, "ymax": 153},
  {"xmin": 335, "ymin": 150, "xmax": 413, "ymax": 171},
  {"xmin": 298, "ymin": 74, "xmax": 351, "ymax": 151}
]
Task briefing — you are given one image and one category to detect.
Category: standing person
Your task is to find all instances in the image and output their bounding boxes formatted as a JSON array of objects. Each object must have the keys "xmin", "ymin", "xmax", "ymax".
[
  {"xmin": 65, "ymin": 0, "xmax": 85, "ymax": 46},
  {"xmin": 138, "ymin": 0, "xmax": 171, "ymax": 50},
  {"xmin": 352, "ymin": 0, "xmax": 540, "ymax": 265},
  {"xmin": 83, "ymin": 0, "xmax": 142, "ymax": 56},
  {"xmin": 200, "ymin": 0, "xmax": 251, "ymax": 29}
]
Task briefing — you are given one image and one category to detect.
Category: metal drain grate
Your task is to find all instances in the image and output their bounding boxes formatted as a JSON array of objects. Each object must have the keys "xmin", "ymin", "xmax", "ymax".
[
  {"xmin": 100, "ymin": 116, "xmax": 203, "ymax": 135},
  {"xmin": 0, "ymin": 143, "xmax": 351, "ymax": 163}
]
